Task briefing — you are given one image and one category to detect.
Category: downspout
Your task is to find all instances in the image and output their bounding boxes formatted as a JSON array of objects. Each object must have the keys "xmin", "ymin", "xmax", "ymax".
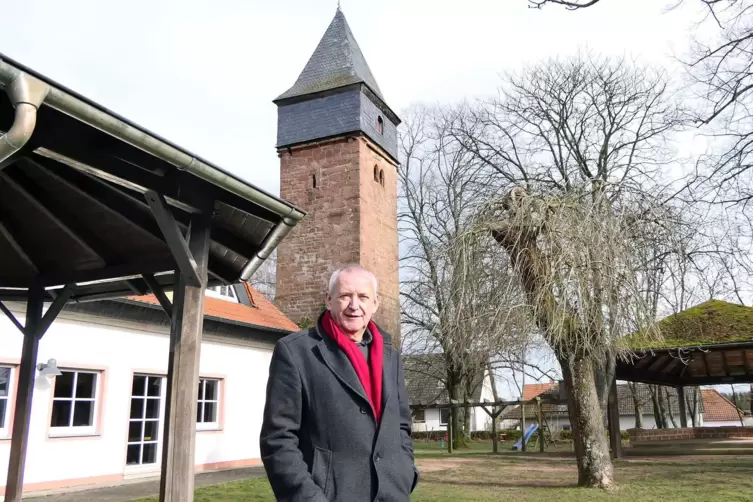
[{"xmin": 0, "ymin": 72, "xmax": 49, "ymax": 165}]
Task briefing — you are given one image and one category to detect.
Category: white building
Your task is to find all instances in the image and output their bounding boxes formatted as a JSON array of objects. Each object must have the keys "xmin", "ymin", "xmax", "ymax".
[
  {"xmin": 404, "ymin": 355, "xmax": 496, "ymax": 434},
  {"xmin": 499, "ymin": 382, "xmax": 752, "ymax": 432},
  {"xmin": 0, "ymin": 284, "xmax": 298, "ymax": 497}
]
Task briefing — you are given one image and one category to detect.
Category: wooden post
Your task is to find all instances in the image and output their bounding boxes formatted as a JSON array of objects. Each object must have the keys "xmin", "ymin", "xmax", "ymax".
[
  {"xmin": 447, "ymin": 408, "xmax": 453, "ymax": 454},
  {"xmin": 4, "ymin": 283, "xmax": 73, "ymax": 502},
  {"xmin": 537, "ymin": 397, "xmax": 544, "ymax": 453},
  {"xmin": 677, "ymin": 386, "xmax": 688, "ymax": 428},
  {"xmin": 607, "ymin": 377, "xmax": 623, "ymax": 459},
  {"xmin": 520, "ymin": 402, "xmax": 527, "ymax": 452},
  {"xmin": 159, "ymin": 210, "xmax": 211, "ymax": 502},
  {"xmin": 4, "ymin": 284, "xmax": 44, "ymax": 502},
  {"xmin": 490, "ymin": 406, "xmax": 498, "ymax": 453}
]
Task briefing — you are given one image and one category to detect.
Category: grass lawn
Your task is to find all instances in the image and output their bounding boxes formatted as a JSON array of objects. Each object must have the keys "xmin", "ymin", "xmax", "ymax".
[{"xmin": 135, "ymin": 441, "xmax": 753, "ymax": 501}]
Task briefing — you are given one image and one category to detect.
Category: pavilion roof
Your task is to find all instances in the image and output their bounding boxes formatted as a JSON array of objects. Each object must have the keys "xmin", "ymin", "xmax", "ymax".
[{"xmin": 0, "ymin": 53, "xmax": 305, "ymax": 303}]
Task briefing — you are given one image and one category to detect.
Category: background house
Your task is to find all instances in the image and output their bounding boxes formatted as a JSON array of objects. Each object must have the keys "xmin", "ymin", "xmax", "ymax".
[
  {"xmin": 404, "ymin": 354, "xmax": 495, "ymax": 434},
  {"xmin": 0, "ymin": 284, "xmax": 297, "ymax": 496},
  {"xmin": 499, "ymin": 382, "xmax": 752, "ymax": 432}
]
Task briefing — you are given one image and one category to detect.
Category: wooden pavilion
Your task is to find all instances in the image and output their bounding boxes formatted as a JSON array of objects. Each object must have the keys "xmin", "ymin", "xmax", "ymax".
[
  {"xmin": 610, "ymin": 299, "xmax": 753, "ymax": 457},
  {"xmin": 0, "ymin": 54, "xmax": 305, "ymax": 501}
]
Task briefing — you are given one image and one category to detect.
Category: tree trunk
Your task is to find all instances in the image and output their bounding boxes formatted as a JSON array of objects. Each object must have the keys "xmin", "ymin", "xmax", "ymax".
[
  {"xmin": 650, "ymin": 385, "xmax": 666, "ymax": 428},
  {"xmin": 664, "ymin": 388, "xmax": 678, "ymax": 428},
  {"xmin": 561, "ymin": 355, "xmax": 614, "ymax": 489},
  {"xmin": 687, "ymin": 388, "xmax": 698, "ymax": 427},
  {"xmin": 463, "ymin": 403, "xmax": 472, "ymax": 439},
  {"xmin": 448, "ymin": 381, "xmax": 468, "ymax": 449},
  {"xmin": 656, "ymin": 386, "xmax": 670, "ymax": 428},
  {"xmin": 628, "ymin": 382, "xmax": 644, "ymax": 428}
]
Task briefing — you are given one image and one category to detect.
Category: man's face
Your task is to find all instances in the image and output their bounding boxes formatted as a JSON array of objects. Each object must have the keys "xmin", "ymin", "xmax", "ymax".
[{"xmin": 326, "ymin": 269, "xmax": 379, "ymax": 338}]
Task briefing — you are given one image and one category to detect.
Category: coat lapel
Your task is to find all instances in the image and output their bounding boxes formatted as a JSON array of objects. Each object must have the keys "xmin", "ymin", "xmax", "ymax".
[
  {"xmin": 315, "ymin": 324, "xmax": 371, "ymax": 406},
  {"xmin": 381, "ymin": 341, "xmax": 395, "ymax": 409}
]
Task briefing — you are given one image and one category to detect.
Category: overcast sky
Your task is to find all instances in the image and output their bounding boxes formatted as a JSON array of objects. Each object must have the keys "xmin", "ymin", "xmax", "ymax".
[{"xmin": 2, "ymin": 0, "xmax": 703, "ymax": 197}]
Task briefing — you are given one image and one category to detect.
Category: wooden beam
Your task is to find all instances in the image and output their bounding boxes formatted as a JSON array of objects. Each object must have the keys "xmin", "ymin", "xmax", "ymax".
[
  {"xmin": 607, "ymin": 378, "xmax": 622, "ymax": 459},
  {"xmin": 34, "ymin": 158, "xmax": 169, "ymax": 246},
  {"xmin": 29, "ymin": 258, "xmax": 177, "ymax": 289},
  {"xmin": 701, "ymin": 352, "xmax": 712, "ymax": 377},
  {"xmin": 3, "ymin": 283, "xmax": 44, "ymax": 502},
  {"xmin": 142, "ymin": 273, "xmax": 173, "ymax": 320},
  {"xmin": 0, "ymin": 301, "xmax": 24, "ymax": 333},
  {"xmin": 159, "ymin": 210, "xmax": 211, "ymax": 502},
  {"xmin": 145, "ymin": 191, "xmax": 202, "ymax": 288},
  {"xmin": 0, "ymin": 218, "xmax": 38, "ymax": 274},
  {"xmin": 742, "ymin": 350, "xmax": 751, "ymax": 376},
  {"xmin": 1, "ymin": 173, "xmax": 106, "ymax": 267},
  {"xmin": 677, "ymin": 386, "xmax": 688, "ymax": 428},
  {"xmin": 647, "ymin": 354, "xmax": 671, "ymax": 374},
  {"xmin": 38, "ymin": 285, "xmax": 74, "ymax": 337},
  {"xmin": 720, "ymin": 351, "xmax": 732, "ymax": 376}
]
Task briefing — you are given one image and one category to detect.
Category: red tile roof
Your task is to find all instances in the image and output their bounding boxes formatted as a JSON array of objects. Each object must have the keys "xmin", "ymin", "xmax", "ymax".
[
  {"xmin": 127, "ymin": 283, "xmax": 299, "ymax": 333},
  {"xmin": 701, "ymin": 389, "xmax": 747, "ymax": 422},
  {"xmin": 523, "ymin": 382, "xmax": 557, "ymax": 401}
]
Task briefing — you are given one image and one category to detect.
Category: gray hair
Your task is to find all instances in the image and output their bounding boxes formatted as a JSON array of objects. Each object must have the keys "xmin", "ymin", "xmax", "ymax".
[{"xmin": 327, "ymin": 264, "xmax": 378, "ymax": 296}]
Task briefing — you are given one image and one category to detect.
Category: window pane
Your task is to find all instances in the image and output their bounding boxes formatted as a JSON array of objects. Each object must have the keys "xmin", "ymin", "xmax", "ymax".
[
  {"xmin": 142, "ymin": 442, "xmax": 157, "ymax": 464},
  {"xmin": 197, "ymin": 403, "xmax": 203, "ymax": 423},
  {"xmin": 203, "ymin": 402, "xmax": 217, "ymax": 423},
  {"xmin": 72, "ymin": 401, "xmax": 93, "ymax": 426},
  {"xmin": 130, "ymin": 398, "xmax": 144, "ymax": 419},
  {"xmin": 0, "ymin": 399, "xmax": 6, "ymax": 428},
  {"xmin": 440, "ymin": 408, "xmax": 449, "ymax": 424},
  {"xmin": 143, "ymin": 420, "xmax": 159, "ymax": 441},
  {"xmin": 197, "ymin": 380, "xmax": 204, "ymax": 400},
  {"xmin": 76, "ymin": 373, "xmax": 96, "ymax": 399},
  {"xmin": 128, "ymin": 421, "xmax": 142, "ymax": 442},
  {"xmin": 0, "ymin": 367, "xmax": 10, "ymax": 396},
  {"xmin": 204, "ymin": 380, "xmax": 218, "ymax": 401},
  {"xmin": 126, "ymin": 444, "xmax": 141, "ymax": 465},
  {"xmin": 54, "ymin": 372, "xmax": 74, "ymax": 398},
  {"xmin": 145, "ymin": 398, "xmax": 160, "ymax": 419},
  {"xmin": 51, "ymin": 400, "xmax": 72, "ymax": 427},
  {"xmin": 132, "ymin": 375, "xmax": 146, "ymax": 397},
  {"xmin": 147, "ymin": 377, "xmax": 161, "ymax": 397}
]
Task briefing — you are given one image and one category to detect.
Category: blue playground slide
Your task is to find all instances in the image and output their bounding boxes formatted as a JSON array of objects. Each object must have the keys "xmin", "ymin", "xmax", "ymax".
[{"xmin": 512, "ymin": 423, "xmax": 539, "ymax": 450}]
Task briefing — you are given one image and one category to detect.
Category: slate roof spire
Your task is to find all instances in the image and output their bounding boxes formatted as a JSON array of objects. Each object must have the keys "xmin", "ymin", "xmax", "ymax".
[{"xmin": 275, "ymin": 8, "xmax": 384, "ymax": 102}]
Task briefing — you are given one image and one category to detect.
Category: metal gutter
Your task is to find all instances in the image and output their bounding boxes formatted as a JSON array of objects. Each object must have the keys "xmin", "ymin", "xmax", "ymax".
[
  {"xmin": 0, "ymin": 54, "xmax": 306, "ymax": 282},
  {"xmin": 0, "ymin": 70, "xmax": 49, "ymax": 164}
]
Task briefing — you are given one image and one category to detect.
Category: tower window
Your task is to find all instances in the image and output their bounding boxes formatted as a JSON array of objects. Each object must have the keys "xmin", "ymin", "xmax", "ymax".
[
  {"xmin": 373, "ymin": 165, "xmax": 379, "ymax": 183},
  {"xmin": 379, "ymin": 169, "xmax": 385, "ymax": 187},
  {"xmin": 377, "ymin": 116, "xmax": 384, "ymax": 135},
  {"xmin": 312, "ymin": 174, "xmax": 317, "ymax": 189}
]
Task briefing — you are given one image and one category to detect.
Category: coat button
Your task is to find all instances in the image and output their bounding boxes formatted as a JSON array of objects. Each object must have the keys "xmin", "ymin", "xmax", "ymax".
[
  {"xmin": 360, "ymin": 407, "xmax": 367, "ymax": 414},
  {"xmin": 374, "ymin": 454, "xmax": 381, "ymax": 462}
]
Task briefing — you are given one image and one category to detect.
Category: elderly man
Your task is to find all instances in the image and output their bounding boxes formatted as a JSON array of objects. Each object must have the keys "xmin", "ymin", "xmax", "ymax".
[{"xmin": 260, "ymin": 264, "xmax": 419, "ymax": 501}]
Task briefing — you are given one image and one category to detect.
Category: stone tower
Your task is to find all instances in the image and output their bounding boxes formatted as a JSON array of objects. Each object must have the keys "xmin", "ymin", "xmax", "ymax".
[{"xmin": 274, "ymin": 7, "xmax": 401, "ymax": 343}]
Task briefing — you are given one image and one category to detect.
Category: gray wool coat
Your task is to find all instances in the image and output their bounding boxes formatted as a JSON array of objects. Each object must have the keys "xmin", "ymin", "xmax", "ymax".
[{"xmin": 259, "ymin": 315, "xmax": 419, "ymax": 501}]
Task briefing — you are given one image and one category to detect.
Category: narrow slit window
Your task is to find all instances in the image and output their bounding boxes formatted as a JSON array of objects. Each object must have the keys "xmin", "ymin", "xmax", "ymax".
[
  {"xmin": 373, "ymin": 165, "xmax": 379, "ymax": 182},
  {"xmin": 312, "ymin": 174, "xmax": 317, "ymax": 189},
  {"xmin": 377, "ymin": 116, "xmax": 384, "ymax": 135},
  {"xmin": 379, "ymin": 169, "xmax": 385, "ymax": 186}
]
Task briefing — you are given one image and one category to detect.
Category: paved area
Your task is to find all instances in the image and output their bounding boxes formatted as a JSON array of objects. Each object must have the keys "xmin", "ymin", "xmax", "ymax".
[{"xmin": 23, "ymin": 467, "xmax": 266, "ymax": 502}]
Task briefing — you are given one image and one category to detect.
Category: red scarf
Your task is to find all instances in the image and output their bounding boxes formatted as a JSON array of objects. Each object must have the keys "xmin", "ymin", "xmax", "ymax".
[{"xmin": 321, "ymin": 310, "xmax": 384, "ymax": 423}]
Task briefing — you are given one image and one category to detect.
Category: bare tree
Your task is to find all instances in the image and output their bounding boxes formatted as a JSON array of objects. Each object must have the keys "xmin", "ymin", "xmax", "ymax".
[
  {"xmin": 398, "ymin": 105, "xmax": 528, "ymax": 447},
  {"xmin": 451, "ymin": 54, "xmax": 684, "ymax": 488}
]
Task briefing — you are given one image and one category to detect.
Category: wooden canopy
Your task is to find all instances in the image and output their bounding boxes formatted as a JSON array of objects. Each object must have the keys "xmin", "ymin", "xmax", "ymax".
[
  {"xmin": 616, "ymin": 300, "xmax": 753, "ymax": 387},
  {"xmin": 0, "ymin": 53, "xmax": 305, "ymax": 502},
  {"xmin": 0, "ymin": 53, "xmax": 304, "ymax": 303}
]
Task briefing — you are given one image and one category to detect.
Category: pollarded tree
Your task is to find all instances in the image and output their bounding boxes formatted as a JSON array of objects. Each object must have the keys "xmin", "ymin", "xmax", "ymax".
[{"xmin": 451, "ymin": 53, "xmax": 684, "ymax": 488}]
